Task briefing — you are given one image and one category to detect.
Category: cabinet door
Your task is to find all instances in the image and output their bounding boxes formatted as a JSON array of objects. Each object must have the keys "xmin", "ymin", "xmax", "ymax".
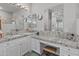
[
  {"xmin": 36, "ymin": 39, "xmax": 40, "ymax": 54},
  {"xmin": 60, "ymin": 49, "xmax": 70, "ymax": 56},
  {"xmin": 6, "ymin": 44, "xmax": 20, "ymax": 56},
  {"xmin": 0, "ymin": 43, "xmax": 6, "ymax": 56},
  {"xmin": 69, "ymin": 48, "xmax": 79, "ymax": 56},
  {"xmin": 5, "ymin": 40, "xmax": 20, "ymax": 56},
  {"xmin": 32, "ymin": 38, "xmax": 37, "ymax": 51},
  {"xmin": 19, "ymin": 36, "xmax": 31, "ymax": 55},
  {"xmin": 20, "ymin": 37, "xmax": 29, "ymax": 55},
  {"xmin": 26, "ymin": 36, "xmax": 31, "ymax": 52},
  {"xmin": 32, "ymin": 38, "xmax": 40, "ymax": 54},
  {"xmin": 60, "ymin": 46, "xmax": 70, "ymax": 56}
]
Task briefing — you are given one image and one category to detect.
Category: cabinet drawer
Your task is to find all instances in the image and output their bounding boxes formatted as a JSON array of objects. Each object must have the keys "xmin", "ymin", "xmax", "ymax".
[
  {"xmin": 60, "ymin": 52, "xmax": 70, "ymax": 56},
  {"xmin": 70, "ymin": 51, "xmax": 79, "ymax": 56},
  {"xmin": 60, "ymin": 47, "xmax": 70, "ymax": 52},
  {"xmin": 60, "ymin": 46, "xmax": 79, "ymax": 56},
  {"xmin": 69, "ymin": 53, "xmax": 79, "ymax": 56},
  {"xmin": 60, "ymin": 47, "xmax": 70, "ymax": 56},
  {"xmin": 60, "ymin": 49, "xmax": 70, "ymax": 56},
  {"xmin": 69, "ymin": 48, "xmax": 79, "ymax": 55}
]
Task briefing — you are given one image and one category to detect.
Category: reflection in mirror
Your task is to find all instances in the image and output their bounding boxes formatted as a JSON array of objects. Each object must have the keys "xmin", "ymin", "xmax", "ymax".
[
  {"xmin": 0, "ymin": 3, "xmax": 34, "ymax": 36},
  {"xmin": 24, "ymin": 13, "xmax": 37, "ymax": 32},
  {"xmin": 50, "ymin": 4, "xmax": 64, "ymax": 32}
]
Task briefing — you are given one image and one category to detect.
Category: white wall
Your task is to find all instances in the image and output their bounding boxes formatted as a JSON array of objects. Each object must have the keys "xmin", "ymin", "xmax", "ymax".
[
  {"xmin": 32, "ymin": 3, "xmax": 78, "ymax": 33},
  {"xmin": 64, "ymin": 4, "xmax": 77, "ymax": 33},
  {"xmin": 1, "ymin": 3, "xmax": 78, "ymax": 34},
  {"xmin": 76, "ymin": 4, "xmax": 79, "ymax": 35}
]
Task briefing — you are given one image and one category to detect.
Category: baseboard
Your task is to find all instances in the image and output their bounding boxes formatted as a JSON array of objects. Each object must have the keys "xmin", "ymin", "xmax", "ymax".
[{"xmin": 32, "ymin": 50, "xmax": 41, "ymax": 56}]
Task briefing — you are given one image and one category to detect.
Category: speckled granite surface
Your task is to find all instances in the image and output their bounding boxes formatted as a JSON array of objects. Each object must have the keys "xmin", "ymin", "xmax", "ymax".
[
  {"xmin": 0, "ymin": 32, "xmax": 79, "ymax": 49},
  {"xmin": 31, "ymin": 35, "xmax": 79, "ymax": 49},
  {"xmin": 0, "ymin": 32, "xmax": 35, "ymax": 43}
]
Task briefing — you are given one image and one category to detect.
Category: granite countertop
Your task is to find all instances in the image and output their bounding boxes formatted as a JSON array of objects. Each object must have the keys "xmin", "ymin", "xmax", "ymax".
[
  {"xmin": 0, "ymin": 32, "xmax": 36, "ymax": 43},
  {"xmin": 31, "ymin": 35, "xmax": 79, "ymax": 49},
  {"xmin": 0, "ymin": 32, "xmax": 79, "ymax": 49}
]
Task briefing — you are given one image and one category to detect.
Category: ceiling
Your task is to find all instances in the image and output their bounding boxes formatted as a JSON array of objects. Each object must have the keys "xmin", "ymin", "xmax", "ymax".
[
  {"xmin": 0, "ymin": 3, "xmax": 60, "ymax": 13},
  {"xmin": 0, "ymin": 3, "xmax": 30, "ymax": 13}
]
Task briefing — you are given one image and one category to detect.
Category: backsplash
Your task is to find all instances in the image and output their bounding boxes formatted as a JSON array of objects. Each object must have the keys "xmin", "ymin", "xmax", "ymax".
[{"xmin": 38, "ymin": 31, "xmax": 79, "ymax": 42}]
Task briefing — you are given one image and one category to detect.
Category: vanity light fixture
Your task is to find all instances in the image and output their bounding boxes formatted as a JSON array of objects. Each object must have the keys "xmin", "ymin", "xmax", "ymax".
[
  {"xmin": 15, "ymin": 3, "xmax": 21, "ymax": 6},
  {"xmin": 9, "ymin": 3, "xmax": 29, "ymax": 11}
]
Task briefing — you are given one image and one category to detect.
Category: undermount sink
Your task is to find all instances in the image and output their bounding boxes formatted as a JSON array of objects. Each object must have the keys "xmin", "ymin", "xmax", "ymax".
[
  {"xmin": 4, "ymin": 34, "xmax": 21, "ymax": 39},
  {"xmin": 17, "ymin": 32, "xmax": 35, "ymax": 36},
  {"xmin": 12, "ymin": 34, "xmax": 21, "ymax": 37}
]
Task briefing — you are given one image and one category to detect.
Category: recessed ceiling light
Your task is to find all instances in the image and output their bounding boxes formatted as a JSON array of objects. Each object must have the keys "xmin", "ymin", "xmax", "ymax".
[{"xmin": 0, "ymin": 6, "xmax": 3, "ymax": 9}]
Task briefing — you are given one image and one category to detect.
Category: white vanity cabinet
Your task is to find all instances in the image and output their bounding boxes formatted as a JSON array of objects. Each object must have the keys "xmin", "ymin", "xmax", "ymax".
[
  {"xmin": 0, "ymin": 41, "xmax": 20, "ymax": 56},
  {"xmin": 0, "ymin": 36, "xmax": 31, "ymax": 56},
  {"xmin": 39, "ymin": 40, "xmax": 79, "ymax": 56},
  {"xmin": 32, "ymin": 38, "xmax": 40, "ymax": 54},
  {"xmin": 8, "ymin": 36, "xmax": 31, "ymax": 56},
  {"xmin": 60, "ymin": 46, "xmax": 79, "ymax": 56}
]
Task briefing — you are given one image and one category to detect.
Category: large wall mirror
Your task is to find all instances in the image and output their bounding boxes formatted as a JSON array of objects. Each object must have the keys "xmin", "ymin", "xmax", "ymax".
[
  {"xmin": 0, "ymin": 3, "xmax": 35, "ymax": 35},
  {"xmin": 50, "ymin": 4, "xmax": 64, "ymax": 32}
]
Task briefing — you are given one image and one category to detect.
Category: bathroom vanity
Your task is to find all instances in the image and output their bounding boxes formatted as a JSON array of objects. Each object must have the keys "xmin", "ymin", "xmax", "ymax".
[
  {"xmin": 0, "ymin": 32, "xmax": 34, "ymax": 56},
  {"xmin": 0, "ymin": 31, "xmax": 79, "ymax": 56},
  {"xmin": 0, "ymin": 3, "xmax": 79, "ymax": 56},
  {"xmin": 31, "ymin": 32, "xmax": 79, "ymax": 56}
]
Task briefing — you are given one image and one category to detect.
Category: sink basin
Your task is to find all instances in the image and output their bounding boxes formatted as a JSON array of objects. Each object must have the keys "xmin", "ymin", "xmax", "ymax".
[
  {"xmin": 12, "ymin": 35, "xmax": 21, "ymax": 37},
  {"xmin": 4, "ymin": 34, "xmax": 21, "ymax": 39},
  {"xmin": 17, "ymin": 32, "xmax": 35, "ymax": 36}
]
